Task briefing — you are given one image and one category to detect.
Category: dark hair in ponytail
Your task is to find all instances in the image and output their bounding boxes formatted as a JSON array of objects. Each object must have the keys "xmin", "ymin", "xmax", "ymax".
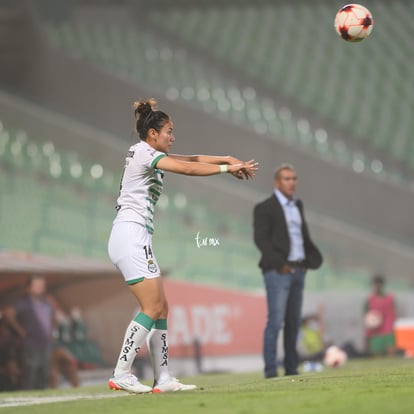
[{"xmin": 133, "ymin": 98, "xmax": 170, "ymax": 140}]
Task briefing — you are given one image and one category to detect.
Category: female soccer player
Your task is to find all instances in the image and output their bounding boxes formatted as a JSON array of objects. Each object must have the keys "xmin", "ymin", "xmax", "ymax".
[{"xmin": 108, "ymin": 98, "xmax": 258, "ymax": 393}]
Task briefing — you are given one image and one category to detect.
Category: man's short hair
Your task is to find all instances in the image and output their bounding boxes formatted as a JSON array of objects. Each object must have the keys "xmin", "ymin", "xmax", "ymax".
[{"xmin": 274, "ymin": 163, "xmax": 296, "ymax": 180}]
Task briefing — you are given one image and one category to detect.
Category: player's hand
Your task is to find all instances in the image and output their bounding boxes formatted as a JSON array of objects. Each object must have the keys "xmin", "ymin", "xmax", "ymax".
[
  {"xmin": 228, "ymin": 159, "xmax": 258, "ymax": 180},
  {"xmin": 226, "ymin": 157, "xmax": 254, "ymax": 179}
]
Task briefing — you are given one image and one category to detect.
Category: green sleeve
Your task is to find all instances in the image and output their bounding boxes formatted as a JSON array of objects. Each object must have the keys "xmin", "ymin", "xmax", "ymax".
[{"xmin": 150, "ymin": 153, "xmax": 167, "ymax": 169}]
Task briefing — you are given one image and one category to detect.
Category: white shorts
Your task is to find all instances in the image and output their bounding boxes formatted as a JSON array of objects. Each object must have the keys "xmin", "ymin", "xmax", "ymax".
[{"xmin": 108, "ymin": 221, "xmax": 161, "ymax": 284}]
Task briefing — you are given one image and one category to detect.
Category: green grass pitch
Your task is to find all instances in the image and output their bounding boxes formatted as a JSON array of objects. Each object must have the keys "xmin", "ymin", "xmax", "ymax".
[{"xmin": 1, "ymin": 358, "xmax": 413, "ymax": 414}]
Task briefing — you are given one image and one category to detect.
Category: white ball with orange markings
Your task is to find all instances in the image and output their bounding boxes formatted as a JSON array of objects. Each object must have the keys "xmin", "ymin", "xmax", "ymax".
[
  {"xmin": 323, "ymin": 345, "xmax": 348, "ymax": 368},
  {"xmin": 334, "ymin": 4, "xmax": 374, "ymax": 42}
]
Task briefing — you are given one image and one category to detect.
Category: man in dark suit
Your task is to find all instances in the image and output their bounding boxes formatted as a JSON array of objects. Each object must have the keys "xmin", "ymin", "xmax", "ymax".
[{"xmin": 253, "ymin": 163, "xmax": 322, "ymax": 378}]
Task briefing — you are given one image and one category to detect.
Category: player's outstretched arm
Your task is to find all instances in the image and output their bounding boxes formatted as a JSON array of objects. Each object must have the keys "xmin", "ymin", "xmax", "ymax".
[
  {"xmin": 168, "ymin": 154, "xmax": 227, "ymax": 164},
  {"xmin": 156, "ymin": 156, "xmax": 258, "ymax": 178},
  {"xmin": 169, "ymin": 154, "xmax": 256, "ymax": 179}
]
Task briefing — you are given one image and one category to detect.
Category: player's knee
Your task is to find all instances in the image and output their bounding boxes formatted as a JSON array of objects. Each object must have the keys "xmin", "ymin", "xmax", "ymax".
[
  {"xmin": 156, "ymin": 300, "xmax": 169, "ymax": 319},
  {"xmin": 142, "ymin": 302, "xmax": 165, "ymax": 320}
]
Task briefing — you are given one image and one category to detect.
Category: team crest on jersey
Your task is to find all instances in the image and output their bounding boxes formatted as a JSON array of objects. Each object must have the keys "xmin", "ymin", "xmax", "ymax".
[
  {"xmin": 147, "ymin": 259, "xmax": 158, "ymax": 273},
  {"xmin": 127, "ymin": 150, "xmax": 135, "ymax": 158}
]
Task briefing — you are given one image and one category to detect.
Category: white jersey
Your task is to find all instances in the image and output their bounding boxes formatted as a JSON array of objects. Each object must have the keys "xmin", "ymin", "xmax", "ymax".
[{"xmin": 113, "ymin": 140, "xmax": 167, "ymax": 234}]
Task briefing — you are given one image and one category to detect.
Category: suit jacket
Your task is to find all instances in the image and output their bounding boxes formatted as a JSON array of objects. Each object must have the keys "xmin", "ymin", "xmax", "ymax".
[{"xmin": 253, "ymin": 194, "xmax": 323, "ymax": 273}]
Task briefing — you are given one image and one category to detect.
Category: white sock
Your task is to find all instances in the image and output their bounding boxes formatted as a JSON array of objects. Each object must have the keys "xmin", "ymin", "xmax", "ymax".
[
  {"xmin": 113, "ymin": 318, "xmax": 152, "ymax": 378},
  {"xmin": 147, "ymin": 327, "xmax": 171, "ymax": 385}
]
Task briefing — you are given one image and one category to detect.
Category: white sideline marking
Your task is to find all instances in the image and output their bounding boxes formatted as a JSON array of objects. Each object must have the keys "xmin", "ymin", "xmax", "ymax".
[{"xmin": 0, "ymin": 392, "xmax": 130, "ymax": 408}]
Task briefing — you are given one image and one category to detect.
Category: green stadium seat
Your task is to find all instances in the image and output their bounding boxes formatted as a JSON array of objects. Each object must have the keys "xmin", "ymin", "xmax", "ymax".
[{"xmin": 44, "ymin": 14, "xmax": 412, "ymax": 184}]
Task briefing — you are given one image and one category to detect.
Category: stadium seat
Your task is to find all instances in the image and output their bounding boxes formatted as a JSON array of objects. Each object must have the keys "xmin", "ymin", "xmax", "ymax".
[
  {"xmin": 44, "ymin": 12, "xmax": 412, "ymax": 183},
  {"xmin": 144, "ymin": 2, "xmax": 414, "ymax": 176}
]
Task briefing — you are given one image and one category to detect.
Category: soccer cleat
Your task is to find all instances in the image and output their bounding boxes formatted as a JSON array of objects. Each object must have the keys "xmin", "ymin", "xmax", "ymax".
[
  {"xmin": 108, "ymin": 373, "xmax": 152, "ymax": 394},
  {"xmin": 152, "ymin": 378, "xmax": 197, "ymax": 393}
]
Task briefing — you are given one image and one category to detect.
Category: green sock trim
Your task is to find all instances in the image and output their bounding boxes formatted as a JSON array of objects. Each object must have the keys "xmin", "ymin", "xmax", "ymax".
[
  {"xmin": 154, "ymin": 319, "xmax": 167, "ymax": 330},
  {"xmin": 126, "ymin": 277, "xmax": 145, "ymax": 285},
  {"xmin": 133, "ymin": 312, "xmax": 155, "ymax": 331}
]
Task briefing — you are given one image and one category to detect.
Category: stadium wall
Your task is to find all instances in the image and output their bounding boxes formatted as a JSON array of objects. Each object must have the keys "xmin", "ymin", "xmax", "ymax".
[
  {"xmin": 2, "ymin": 255, "xmax": 414, "ymax": 374},
  {"xmin": 50, "ymin": 276, "xmax": 414, "ymax": 373}
]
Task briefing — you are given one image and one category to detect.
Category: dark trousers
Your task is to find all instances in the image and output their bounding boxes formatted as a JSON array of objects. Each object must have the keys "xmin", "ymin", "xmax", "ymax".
[
  {"xmin": 21, "ymin": 346, "xmax": 52, "ymax": 390},
  {"xmin": 263, "ymin": 268, "xmax": 305, "ymax": 378}
]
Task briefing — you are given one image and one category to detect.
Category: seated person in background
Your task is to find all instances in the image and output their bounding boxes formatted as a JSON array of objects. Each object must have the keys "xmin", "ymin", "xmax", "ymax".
[
  {"xmin": 300, "ymin": 313, "xmax": 326, "ymax": 361},
  {"xmin": 298, "ymin": 305, "xmax": 329, "ymax": 372},
  {"xmin": 364, "ymin": 274, "xmax": 397, "ymax": 356},
  {"xmin": 49, "ymin": 310, "xmax": 79, "ymax": 388},
  {"xmin": 49, "ymin": 346, "xmax": 80, "ymax": 388},
  {"xmin": 70, "ymin": 307, "xmax": 104, "ymax": 369}
]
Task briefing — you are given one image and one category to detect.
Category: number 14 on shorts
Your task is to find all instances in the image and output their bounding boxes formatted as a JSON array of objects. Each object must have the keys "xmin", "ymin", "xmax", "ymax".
[{"xmin": 143, "ymin": 245, "xmax": 153, "ymax": 259}]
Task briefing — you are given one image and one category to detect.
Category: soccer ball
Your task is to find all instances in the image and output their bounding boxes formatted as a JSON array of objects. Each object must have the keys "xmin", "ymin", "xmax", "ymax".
[
  {"xmin": 323, "ymin": 346, "xmax": 348, "ymax": 368},
  {"xmin": 334, "ymin": 4, "xmax": 374, "ymax": 42},
  {"xmin": 364, "ymin": 309, "xmax": 383, "ymax": 329}
]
